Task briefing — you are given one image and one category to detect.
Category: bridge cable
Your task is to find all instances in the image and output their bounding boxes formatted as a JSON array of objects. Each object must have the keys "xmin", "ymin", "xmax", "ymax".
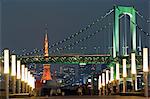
[{"xmin": 19, "ymin": 8, "xmax": 114, "ymax": 57}]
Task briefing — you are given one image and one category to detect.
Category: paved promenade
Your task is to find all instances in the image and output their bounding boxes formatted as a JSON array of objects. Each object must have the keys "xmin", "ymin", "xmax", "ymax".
[{"xmin": 10, "ymin": 95, "xmax": 149, "ymax": 99}]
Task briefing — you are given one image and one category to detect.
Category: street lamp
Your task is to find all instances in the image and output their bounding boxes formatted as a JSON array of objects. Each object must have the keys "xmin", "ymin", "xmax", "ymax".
[
  {"xmin": 17, "ymin": 60, "xmax": 21, "ymax": 93},
  {"xmin": 21, "ymin": 64, "xmax": 25, "ymax": 93},
  {"xmin": 106, "ymin": 70, "xmax": 109, "ymax": 95},
  {"xmin": 122, "ymin": 59, "xmax": 127, "ymax": 93},
  {"xmin": 25, "ymin": 67, "xmax": 28, "ymax": 93},
  {"xmin": 102, "ymin": 73, "xmax": 105, "ymax": 95},
  {"xmin": 143, "ymin": 48, "xmax": 149, "ymax": 97},
  {"xmin": 131, "ymin": 53, "xmax": 137, "ymax": 91},
  {"xmin": 11, "ymin": 55, "xmax": 16, "ymax": 94},
  {"xmin": 27, "ymin": 71, "xmax": 31, "ymax": 94},
  {"xmin": 116, "ymin": 62, "xmax": 120, "ymax": 93},
  {"xmin": 4, "ymin": 49, "xmax": 9, "ymax": 99},
  {"xmin": 110, "ymin": 66, "xmax": 114, "ymax": 94},
  {"xmin": 98, "ymin": 75, "xmax": 102, "ymax": 96}
]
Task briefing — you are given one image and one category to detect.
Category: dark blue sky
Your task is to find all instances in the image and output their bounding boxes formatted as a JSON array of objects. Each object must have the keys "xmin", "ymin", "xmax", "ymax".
[{"xmin": 0, "ymin": 0, "xmax": 150, "ymax": 55}]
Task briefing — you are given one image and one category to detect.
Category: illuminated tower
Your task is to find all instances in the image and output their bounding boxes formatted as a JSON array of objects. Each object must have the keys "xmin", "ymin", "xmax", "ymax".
[{"xmin": 41, "ymin": 26, "xmax": 52, "ymax": 83}]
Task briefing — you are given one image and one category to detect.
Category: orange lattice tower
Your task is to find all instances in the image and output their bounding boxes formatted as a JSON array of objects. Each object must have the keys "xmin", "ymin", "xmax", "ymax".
[{"xmin": 41, "ymin": 29, "xmax": 52, "ymax": 83}]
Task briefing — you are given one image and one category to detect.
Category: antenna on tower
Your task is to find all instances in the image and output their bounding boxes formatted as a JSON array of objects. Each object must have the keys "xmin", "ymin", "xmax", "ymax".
[{"xmin": 45, "ymin": 24, "xmax": 48, "ymax": 33}]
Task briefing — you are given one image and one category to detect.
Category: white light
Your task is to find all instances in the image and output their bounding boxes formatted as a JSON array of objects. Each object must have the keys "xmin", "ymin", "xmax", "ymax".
[
  {"xmin": 17, "ymin": 60, "xmax": 21, "ymax": 79},
  {"xmin": 79, "ymin": 63, "xmax": 86, "ymax": 65},
  {"xmin": 102, "ymin": 73, "xmax": 105, "ymax": 86},
  {"xmin": 21, "ymin": 64, "xmax": 25, "ymax": 81},
  {"xmin": 110, "ymin": 66, "xmax": 114, "ymax": 82},
  {"xmin": 123, "ymin": 59, "xmax": 127, "ymax": 77},
  {"xmin": 116, "ymin": 62, "xmax": 120, "ymax": 80},
  {"xmin": 31, "ymin": 75, "xmax": 35, "ymax": 89},
  {"xmin": 11, "ymin": 55, "xmax": 16, "ymax": 76},
  {"xmin": 106, "ymin": 70, "xmax": 109, "ymax": 84},
  {"xmin": 29, "ymin": 73, "xmax": 32, "ymax": 87},
  {"xmin": 143, "ymin": 48, "xmax": 148, "ymax": 72},
  {"xmin": 88, "ymin": 79, "xmax": 91, "ymax": 83},
  {"xmin": 24, "ymin": 67, "xmax": 28, "ymax": 83},
  {"xmin": 131, "ymin": 53, "xmax": 136, "ymax": 74},
  {"xmin": 4, "ymin": 49, "xmax": 9, "ymax": 74},
  {"xmin": 27, "ymin": 71, "xmax": 30, "ymax": 85},
  {"xmin": 98, "ymin": 75, "xmax": 102, "ymax": 89}
]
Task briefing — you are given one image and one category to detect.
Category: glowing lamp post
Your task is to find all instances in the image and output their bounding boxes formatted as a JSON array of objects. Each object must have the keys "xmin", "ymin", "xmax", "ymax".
[
  {"xmin": 110, "ymin": 67, "xmax": 114, "ymax": 82},
  {"xmin": 143, "ymin": 48, "xmax": 148, "ymax": 72},
  {"xmin": 98, "ymin": 75, "xmax": 102, "ymax": 95},
  {"xmin": 116, "ymin": 62, "xmax": 120, "ymax": 93},
  {"xmin": 143, "ymin": 48, "xmax": 149, "ymax": 97},
  {"xmin": 4, "ymin": 49, "xmax": 9, "ymax": 74},
  {"xmin": 21, "ymin": 64, "xmax": 25, "ymax": 93},
  {"xmin": 11, "ymin": 55, "xmax": 16, "ymax": 76},
  {"xmin": 25, "ymin": 67, "xmax": 28, "ymax": 93},
  {"xmin": 122, "ymin": 59, "xmax": 127, "ymax": 93},
  {"xmin": 17, "ymin": 60, "xmax": 21, "ymax": 93},
  {"xmin": 102, "ymin": 73, "xmax": 105, "ymax": 95},
  {"xmin": 106, "ymin": 70, "xmax": 109, "ymax": 84},
  {"xmin": 131, "ymin": 53, "xmax": 137, "ymax": 91},
  {"xmin": 106, "ymin": 70, "xmax": 109, "ymax": 95},
  {"xmin": 4, "ymin": 49, "xmax": 9, "ymax": 99},
  {"xmin": 116, "ymin": 63, "xmax": 120, "ymax": 80},
  {"xmin": 110, "ymin": 66, "xmax": 114, "ymax": 94},
  {"xmin": 11, "ymin": 55, "xmax": 17, "ymax": 94}
]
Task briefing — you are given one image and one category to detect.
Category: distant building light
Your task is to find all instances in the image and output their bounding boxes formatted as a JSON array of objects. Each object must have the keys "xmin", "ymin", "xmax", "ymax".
[{"xmin": 79, "ymin": 63, "xmax": 86, "ymax": 65}]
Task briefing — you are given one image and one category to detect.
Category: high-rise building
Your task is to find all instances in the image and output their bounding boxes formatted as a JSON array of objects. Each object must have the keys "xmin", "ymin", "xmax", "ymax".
[{"xmin": 61, "ymin": 65, "xmax": 76, "ymax": 86}]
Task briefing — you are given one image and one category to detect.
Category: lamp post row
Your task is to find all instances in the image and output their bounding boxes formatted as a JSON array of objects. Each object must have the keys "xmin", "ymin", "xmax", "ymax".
[
  {"xmin": 3, "ymin": 49, "xmax": 35, "ymax": 99},
  {"xmin": 98, "ymin": 48, "xmax": 149, "ymax": 97}
]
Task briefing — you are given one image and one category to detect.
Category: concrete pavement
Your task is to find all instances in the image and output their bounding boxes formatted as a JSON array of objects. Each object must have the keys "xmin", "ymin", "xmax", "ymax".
[{"xmin": 10, "ymin": 95, "xmax": 149, "ymax": 99}]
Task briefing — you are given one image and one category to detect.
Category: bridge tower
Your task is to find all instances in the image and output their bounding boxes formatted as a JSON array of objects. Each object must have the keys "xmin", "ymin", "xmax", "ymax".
[
  {"xmin": 113, "ymin": 6, "xmax": 136, "ymax": 58},
  {"xmin": 41, "ymin": 28, "xmax": 52, "ymax": 83}
]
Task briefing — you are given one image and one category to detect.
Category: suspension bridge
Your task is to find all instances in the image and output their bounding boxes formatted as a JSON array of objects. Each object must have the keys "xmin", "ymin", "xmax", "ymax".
[{"xmin": 0, "ymin": 5, "xmax": 150, "ymax": 98}]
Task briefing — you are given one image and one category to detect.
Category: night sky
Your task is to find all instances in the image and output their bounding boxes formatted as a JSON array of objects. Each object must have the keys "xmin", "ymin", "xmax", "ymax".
[{"xmin": 0, "ymin": 0, "xmax": 150, "ymax": 55}]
